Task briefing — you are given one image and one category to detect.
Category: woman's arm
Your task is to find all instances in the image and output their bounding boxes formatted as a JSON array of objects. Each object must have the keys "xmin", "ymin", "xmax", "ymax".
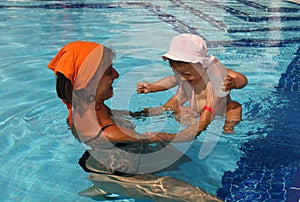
[
  {"xmin": 85, "ymin": 123, "xmax": 182, "ymax": 148},
  {"xmin": 87, "ymin": 108, "xmax": 208, "ymax": 147},
  {"xmin": 143, "ymin": 124, "xmax": 198, "ymax": 143},
  {"xmin": 82, "ymin": 103, "xmax": 178, "ymax": 146}
]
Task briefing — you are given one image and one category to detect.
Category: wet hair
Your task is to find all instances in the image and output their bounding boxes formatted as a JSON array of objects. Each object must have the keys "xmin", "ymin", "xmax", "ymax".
[{"xmin": 56, "ymin": 72, "xmax": 73, "ymax": 104}]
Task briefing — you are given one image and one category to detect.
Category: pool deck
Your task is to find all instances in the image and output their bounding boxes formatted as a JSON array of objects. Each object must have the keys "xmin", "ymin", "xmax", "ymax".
[{"xmin": 287, "ymin": 165, "xmax": 300, "ymax": 202}]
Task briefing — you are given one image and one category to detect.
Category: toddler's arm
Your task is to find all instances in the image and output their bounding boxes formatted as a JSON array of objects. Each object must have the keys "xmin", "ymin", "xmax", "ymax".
[
  {"xmin": 137, "ymin": 75, "xmax": 178, "ymax": 94},
  {"xmin": 224, "ymin": 68, "xmax": 248, "ymax": 91}
]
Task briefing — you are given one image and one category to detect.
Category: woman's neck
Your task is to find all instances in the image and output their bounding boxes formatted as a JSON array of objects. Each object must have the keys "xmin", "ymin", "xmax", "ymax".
[{"xmin": 95, "ymin": 102, "xmax": 115, "ymax": 126}]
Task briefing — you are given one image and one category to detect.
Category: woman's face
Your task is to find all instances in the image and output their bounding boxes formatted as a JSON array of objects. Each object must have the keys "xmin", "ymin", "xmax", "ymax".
[
  {"xmin": 95, "ymin": 65, "xmax": 119, "ymax": 101},
  {"xmin": 170, "ymin": 61, "xmax": 203, "ymax": 86}
]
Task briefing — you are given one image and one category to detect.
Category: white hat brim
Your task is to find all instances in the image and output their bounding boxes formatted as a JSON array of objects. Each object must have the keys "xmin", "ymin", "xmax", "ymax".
[{"xmin": 162, "ymin": 51, "xmax": 202, "ymax": 64}]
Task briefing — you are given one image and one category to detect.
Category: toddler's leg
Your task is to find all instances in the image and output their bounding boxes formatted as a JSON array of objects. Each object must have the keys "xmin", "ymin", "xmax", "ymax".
[{"xmin": 223, "ymin": 101, "xmax": 242, "ymax": 133}]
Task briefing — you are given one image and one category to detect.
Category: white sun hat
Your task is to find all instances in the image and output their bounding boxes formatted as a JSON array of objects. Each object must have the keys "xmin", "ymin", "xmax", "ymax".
[{"xmin": 162, "ymin": 34, "xmax": 215, "ymax": 68}]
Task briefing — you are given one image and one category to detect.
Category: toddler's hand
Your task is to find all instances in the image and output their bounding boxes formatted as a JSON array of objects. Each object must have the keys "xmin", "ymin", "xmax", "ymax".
[
  {"xmin": 137, "ymin": 82, "xmax": 151, "ymax": 94},
  {"xmin": 222, "ymin": 75, "xmax": 235, "ymax": 92}
]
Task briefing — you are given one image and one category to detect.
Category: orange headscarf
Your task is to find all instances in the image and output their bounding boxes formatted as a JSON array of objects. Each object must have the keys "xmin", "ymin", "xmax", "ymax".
[{"xmin": 48, "ymin": 41, "xmax": 104, "ymax": 126}]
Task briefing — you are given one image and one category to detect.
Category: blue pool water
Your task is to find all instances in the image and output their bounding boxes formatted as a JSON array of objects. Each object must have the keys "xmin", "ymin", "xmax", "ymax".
[{"xmin": 0, "ymin": 0, "xmax": 299, "ymax": 201}]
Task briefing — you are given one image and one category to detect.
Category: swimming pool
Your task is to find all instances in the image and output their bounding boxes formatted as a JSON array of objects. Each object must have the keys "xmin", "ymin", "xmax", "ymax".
[{"xmin": 0, "ymin": 0, "xmax": 299, "ymax": 201}]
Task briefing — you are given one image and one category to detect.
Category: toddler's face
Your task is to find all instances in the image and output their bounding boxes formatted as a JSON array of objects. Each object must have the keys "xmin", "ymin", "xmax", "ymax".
[{"xmin": 170, "ymin": 61, "xmax": 203, "ymax": 86}]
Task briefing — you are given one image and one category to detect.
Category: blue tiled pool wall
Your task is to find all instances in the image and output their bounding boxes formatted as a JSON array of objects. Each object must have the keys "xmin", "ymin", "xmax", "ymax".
[
  {"xmin": 216, "ymin": 28, "xmax": 300, "ymax": 202},
  {"xmin": 277, "ymin": 47, "xmax": 300, "ymax": 93},
  {"xmin": 287, "ymin": 165, "xmax": 300, "ymax": 202},
  {"xmin": 216, "ymin": 42, "xmax": 300, "ymax": 201},
  {"xmin": 217, "ymin": 91, "xmax": 300, "ymax": 201},
  {"xmin": 1, "ymin": 1, "xmax": 299, "ymax": 201},
  {"xmin": 217, "ymin": 44, "xmax": 300, "ymax": 200}
]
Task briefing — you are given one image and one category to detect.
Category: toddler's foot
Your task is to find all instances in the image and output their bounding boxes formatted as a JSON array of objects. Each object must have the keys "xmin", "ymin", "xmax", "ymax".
[{"xmin": 223, "ymin": 120, "xmax": 240, "ymax": 134}]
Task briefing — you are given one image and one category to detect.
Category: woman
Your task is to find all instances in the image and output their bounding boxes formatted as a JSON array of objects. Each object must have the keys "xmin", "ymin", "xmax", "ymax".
[{"xmin": 48, "ymin": 41, "xmax": 222, "ymax": 201}]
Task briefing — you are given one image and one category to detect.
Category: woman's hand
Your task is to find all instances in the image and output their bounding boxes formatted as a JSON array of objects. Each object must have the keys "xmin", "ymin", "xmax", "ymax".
[{"xmin": 174, "ymin": 106, "xmax": 197, "ymax": 126}]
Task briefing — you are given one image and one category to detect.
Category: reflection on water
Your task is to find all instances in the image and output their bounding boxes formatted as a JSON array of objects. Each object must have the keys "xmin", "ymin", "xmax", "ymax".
[
  {"xmin": 88, "ymin": 173, "xmax": 222, "ymax": 202},
  {"xmin": 82, "ymin": 144, "xmax": 223, "ymax": 202}
]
